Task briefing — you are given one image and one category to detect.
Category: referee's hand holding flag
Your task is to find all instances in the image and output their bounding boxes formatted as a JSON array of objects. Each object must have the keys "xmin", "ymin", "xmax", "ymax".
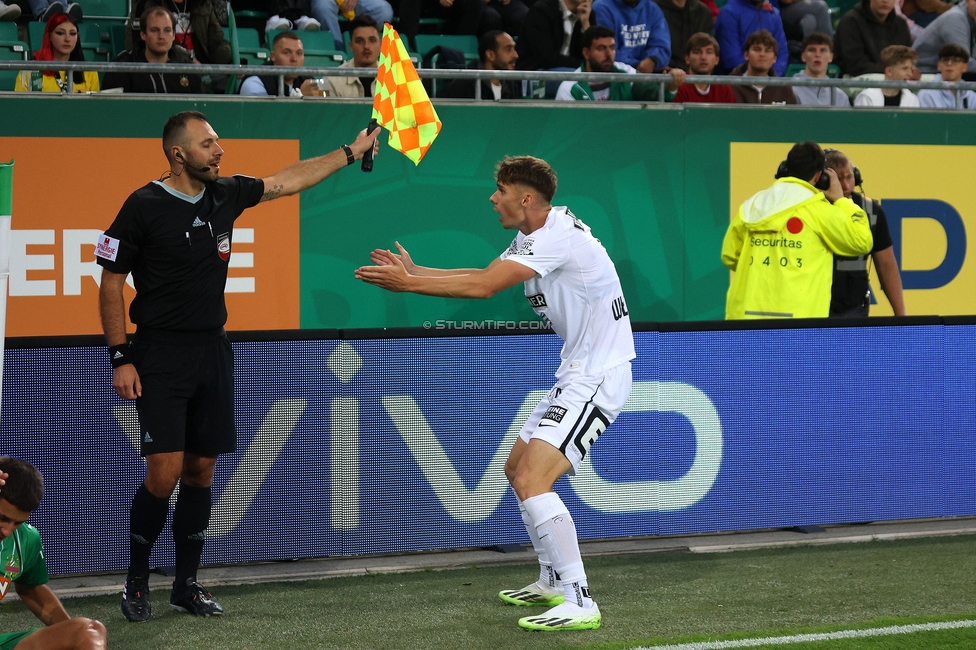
[{"xmin": 369, "ymin": 23, "xmax": 442, "ymax": 166}]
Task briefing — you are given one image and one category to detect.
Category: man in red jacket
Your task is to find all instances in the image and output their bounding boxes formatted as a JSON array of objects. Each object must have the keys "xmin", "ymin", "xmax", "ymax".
[{"xmin": 673, "ymin": 32, "xmax": 735, "ymax": 102}]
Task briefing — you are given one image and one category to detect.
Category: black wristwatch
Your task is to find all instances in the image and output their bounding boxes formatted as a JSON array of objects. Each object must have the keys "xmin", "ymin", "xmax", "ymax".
[{"xmin": 341, "ymin": 145, "xmax": 355, "ymax": 166}]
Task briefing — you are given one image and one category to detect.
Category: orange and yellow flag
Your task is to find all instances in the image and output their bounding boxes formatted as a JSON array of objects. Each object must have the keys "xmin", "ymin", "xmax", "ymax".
[{"xmin": 371, "ymin": 23, "xmax": 442, "ymax": 165}]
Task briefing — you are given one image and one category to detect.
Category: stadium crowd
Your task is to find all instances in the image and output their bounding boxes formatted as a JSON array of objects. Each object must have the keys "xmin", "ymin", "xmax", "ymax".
[{"xmin": 0, "ymin": 0, "xmax": 972, "ymax": 103}]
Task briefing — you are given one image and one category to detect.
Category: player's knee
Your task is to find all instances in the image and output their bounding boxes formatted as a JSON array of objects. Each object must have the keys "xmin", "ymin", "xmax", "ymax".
[
  {"xmin": 144, "ymin": 455, "xmax": 186, "ymax": 496},
  {"xmin": 510, "ymin": 469, "xmax": 543, "ymax": 501},
  {"xmin": 61, "ymin": 618, "xmax": 106, "ymax": 648},
  {"xmin": 504, "ymin": 458, "xmax": 519, "ymax": 485},
  {"xmin": 144, "ymin": 474, "xmax": 180, "ymax": 498},
  {"xmin": 83, "ymin": 618, "xmax": 108, "ymax": 647},
  {"xmin": 181, "ymin": 462, "xmax": 215, "ymax": 486}
]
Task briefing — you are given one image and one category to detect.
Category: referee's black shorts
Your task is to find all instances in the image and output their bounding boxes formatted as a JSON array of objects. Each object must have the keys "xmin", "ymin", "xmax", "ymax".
[{"xmin": 131, "ymin": 327, "xmax": 236, "ymax": 458}]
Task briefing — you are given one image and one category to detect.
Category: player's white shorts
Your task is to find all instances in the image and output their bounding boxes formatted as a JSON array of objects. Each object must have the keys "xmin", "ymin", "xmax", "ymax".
[{"xmin": 518, "ymin": 361, "xmax": 632, "ymax": 475}]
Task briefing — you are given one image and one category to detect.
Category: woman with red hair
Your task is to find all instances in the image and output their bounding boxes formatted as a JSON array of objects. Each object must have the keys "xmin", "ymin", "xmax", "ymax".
[{"xmin": 15, "ymin": 12, "xmax": 100, "ymax": 92}]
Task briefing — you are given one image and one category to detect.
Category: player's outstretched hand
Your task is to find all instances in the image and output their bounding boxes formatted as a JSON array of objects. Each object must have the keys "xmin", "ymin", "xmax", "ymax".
[
  {"xmin": 369, "ymin": 242, "xmax": 416, "ymax": 272},
  {"xmin": 355, "ymin": 253, "xmax": 411, "ymax": 292},
  {"xmin": 113, "ymin": 364, "xmax": 143, "ymax": 401}
]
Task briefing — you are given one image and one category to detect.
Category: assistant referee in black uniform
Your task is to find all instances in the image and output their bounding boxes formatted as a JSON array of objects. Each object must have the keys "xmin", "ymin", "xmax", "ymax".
[{"xmin": 96, "ymin": 110, "xmax": 379, "ymax": 623}]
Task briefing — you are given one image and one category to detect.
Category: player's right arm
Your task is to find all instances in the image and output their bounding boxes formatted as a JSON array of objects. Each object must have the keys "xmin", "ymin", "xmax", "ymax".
[
  {"xmin": 99, "ymin": 269, "xmax": 142, "ymax": 400},
  {"xmin": 356, "ymin": 255, "xmax": 533, "ymax": 299},
  {"xmin": 369, "ymin": 243, "xmax": 499, "ymax": 277}
]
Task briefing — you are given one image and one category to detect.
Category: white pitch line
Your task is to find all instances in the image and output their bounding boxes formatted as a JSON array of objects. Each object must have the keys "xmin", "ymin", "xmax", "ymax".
[{"xmin": 630, "ymin": 620, "xmax": 976, "ymax": 650}]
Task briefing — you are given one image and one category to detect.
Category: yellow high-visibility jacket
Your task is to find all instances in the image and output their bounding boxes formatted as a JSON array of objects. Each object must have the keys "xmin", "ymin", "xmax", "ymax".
[
  {"xmin": 14, "ymin": 69, "xmax": 100, "ymax": 93},
  {"xmin": 722, "ymin": 177, "xmax": 873, "ymax": 319}
]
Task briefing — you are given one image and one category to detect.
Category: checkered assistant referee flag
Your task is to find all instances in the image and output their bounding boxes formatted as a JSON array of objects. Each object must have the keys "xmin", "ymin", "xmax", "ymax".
[{"xmin": 371, "ymin": 23, "xmax": 442, "ymax": 165}]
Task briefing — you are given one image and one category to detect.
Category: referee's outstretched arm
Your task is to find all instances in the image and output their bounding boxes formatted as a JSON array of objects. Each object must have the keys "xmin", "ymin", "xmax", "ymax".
[{"xmin": 258, "ymin": 127, "xmax": 380, "ymax": 202}]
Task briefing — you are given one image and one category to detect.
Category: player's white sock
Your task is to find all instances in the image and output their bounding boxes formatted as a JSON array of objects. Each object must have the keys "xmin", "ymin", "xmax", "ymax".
[
  {"xmin": 522, "ymin": 492, "xmax": 593, "ymax": 609},
  {"xmin": 516, "ymin": 491, "xmax": 557, "ymax": 588}
]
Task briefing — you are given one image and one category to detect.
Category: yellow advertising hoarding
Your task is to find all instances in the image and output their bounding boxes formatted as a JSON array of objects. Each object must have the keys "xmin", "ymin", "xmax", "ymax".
[
  {"xmin": 0, "ymin": 137, "xmax": 301, "ymax": 337},
  {"xmin": 731, "ymin": 143, "xmax": 973, "ymax": 317}
]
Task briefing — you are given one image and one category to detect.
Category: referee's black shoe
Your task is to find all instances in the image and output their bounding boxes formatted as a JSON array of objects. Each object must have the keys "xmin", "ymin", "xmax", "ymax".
[
  {"xmin": 121, "ymin": 576, "xmax": 152, "ymax": 623},
  {"xmin": 170, "ymin": 579, "xmax": 225, "ymax": 617}
]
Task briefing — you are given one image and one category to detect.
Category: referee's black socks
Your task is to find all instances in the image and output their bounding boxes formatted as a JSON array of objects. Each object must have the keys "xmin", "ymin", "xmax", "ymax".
[
  {"xmin": 129, "ymin": 483, "xmax": 169, "ymax": 580},
  {"xmin": 172, "ymin": 484, "xmax": 212, "ymax": 589}
]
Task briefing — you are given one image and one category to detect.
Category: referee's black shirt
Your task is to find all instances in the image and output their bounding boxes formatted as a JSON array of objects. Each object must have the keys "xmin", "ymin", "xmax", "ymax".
[{"xmin": 97, "ymin": 176, "xmax": 265, "ymax": 332}]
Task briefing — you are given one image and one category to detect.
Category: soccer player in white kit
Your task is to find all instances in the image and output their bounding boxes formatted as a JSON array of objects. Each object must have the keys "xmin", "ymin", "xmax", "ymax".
[{"xmin": 355, "ymin": 156, "xmax": 635, "ymax": 631}]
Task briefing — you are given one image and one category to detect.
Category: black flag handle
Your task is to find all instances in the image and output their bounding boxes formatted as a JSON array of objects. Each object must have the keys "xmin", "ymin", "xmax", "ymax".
[{"xmin": 361, "ymin": 118, "xmax": 380, "ymax": 172}]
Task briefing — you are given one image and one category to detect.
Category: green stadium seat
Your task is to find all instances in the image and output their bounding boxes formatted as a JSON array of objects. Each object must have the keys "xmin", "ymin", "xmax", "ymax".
[
  {"xmin": 235, "ymin": 26, "xmax": 261, "ymax": 49},
  {"xmin": 235, "ymin": 9, "xmax": 269, "ymax": 19},
  {"xmin": 85, "ymin": 19, "xmax": 115, "ymax": 49},
  {"xmin": 80, "ymin": 22, "xmax": 109, "ymax": 60},
  {"xmin": 108, "ymin": 22, "xmax": 126, "ymax": 57},
  {"xmin": 413, "ymin": 34, "xmax": 478, "ymax": 64},
  {"xmin": 235, "ymin": 9, "xmax": 268, "ymax": 18},
  {"xmin": 225, "ymin": 6, "xmax": 242, "ymax": 94},
  {"xmin": 0, "ymin": 22, "xmax": 17, "ymax": 41},
  {"xmin": 303, "ymin": 51, "xmax": 345, "ymax": 67},
  {"xmin": 0, "ymin": 44, "xmax": 27, "ymax": 91},
  {"xmin": 224, "ymin": 25, "xmax": 269, "ymax": 63},
  {"xmin": 231, "ymin": 9, "xmax": 268, "ymax": 44},
  {"xmin": 522, "ymin": 79, "xmax": 544, "ymax": 99},
  {"xmin": 28, "ymin": 21, "xmax": 43, "ymax": 51},
  {"xmin": 0, "ymin": 23, "xmax": 28, "ymax": 72},
  {"xmin": 418, "ymin": 17, "xmax": 446, "ymax": 28},
  {"xmin": 76, "ymin": 0, "xmax": 128, "ymax": 19},
  {"xmin": 266, "ymin": 28, "xmax": 337, "ymax": 54}
]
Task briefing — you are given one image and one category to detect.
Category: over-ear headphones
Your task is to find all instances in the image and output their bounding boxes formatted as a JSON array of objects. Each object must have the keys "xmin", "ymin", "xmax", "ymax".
[
  {"xmin": 775, "ymin": 159, "xmax": 831, "ymax": 191},
  {"xmin": 822, "ymin": 148, "xmax": 863, "ymax": 187}
]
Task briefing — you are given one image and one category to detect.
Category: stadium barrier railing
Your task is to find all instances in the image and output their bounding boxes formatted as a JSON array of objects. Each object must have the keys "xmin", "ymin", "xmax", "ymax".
[{"xmin": 1, "ymin": 60, "xmax": 975, "ymax": 109}]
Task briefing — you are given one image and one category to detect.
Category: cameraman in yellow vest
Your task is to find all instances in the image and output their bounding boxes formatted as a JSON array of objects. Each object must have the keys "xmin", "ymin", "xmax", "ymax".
[{"xmin": 722, "ymin": 141, "xmax": 873, "ymax": 319}]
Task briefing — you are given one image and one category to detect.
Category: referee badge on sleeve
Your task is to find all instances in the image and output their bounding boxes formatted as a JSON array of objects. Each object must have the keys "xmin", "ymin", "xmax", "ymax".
[
  {"xmin": 217, "ymin": 232, "xmax": 231, "ymax": 261},
  {"xmin": 95, "ymin": 234, "xmax": 120, "ymax": 262}
]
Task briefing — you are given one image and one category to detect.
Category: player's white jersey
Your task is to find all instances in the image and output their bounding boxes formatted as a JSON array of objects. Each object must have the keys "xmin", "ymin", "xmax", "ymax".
[{"xmin": 499, "ymin": 206, "xmax": 636, "ymax": 380}]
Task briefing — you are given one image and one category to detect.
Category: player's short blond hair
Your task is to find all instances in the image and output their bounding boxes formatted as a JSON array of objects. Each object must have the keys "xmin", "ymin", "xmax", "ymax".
[{"xmin": 495, "ymin": 156, "xmax": 557, "ymax": 203}]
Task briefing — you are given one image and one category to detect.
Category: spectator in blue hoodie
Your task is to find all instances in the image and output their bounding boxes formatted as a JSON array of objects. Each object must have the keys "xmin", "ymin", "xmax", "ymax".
[
  {"xmin": 714, "ymin": 0, "xmax": 788, "ymax": 74},
  {"xmin": 592, "ymin": 0, "xmax": 672, "ymax": 71}
]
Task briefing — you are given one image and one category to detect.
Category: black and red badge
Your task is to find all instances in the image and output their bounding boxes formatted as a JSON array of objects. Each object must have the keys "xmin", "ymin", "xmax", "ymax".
[{"xmin": 217, "ymin": 232, "xmax": 231, "ymax": 261}]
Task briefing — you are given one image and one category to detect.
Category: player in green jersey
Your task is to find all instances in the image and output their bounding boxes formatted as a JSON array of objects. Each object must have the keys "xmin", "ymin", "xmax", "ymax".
[{"xmin": 0, "ymin": 457, "xmax": 106, "ymax": 650}]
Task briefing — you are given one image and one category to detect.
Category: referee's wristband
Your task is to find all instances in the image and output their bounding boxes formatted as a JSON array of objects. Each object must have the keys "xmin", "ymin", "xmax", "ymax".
[
  {"xmin": 341, "ymin": 145, "xmax": 355, "ymax": 166},
  {"xmin": 109, "ymin": 344, "xmax": 133, "ymax": 368}
]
